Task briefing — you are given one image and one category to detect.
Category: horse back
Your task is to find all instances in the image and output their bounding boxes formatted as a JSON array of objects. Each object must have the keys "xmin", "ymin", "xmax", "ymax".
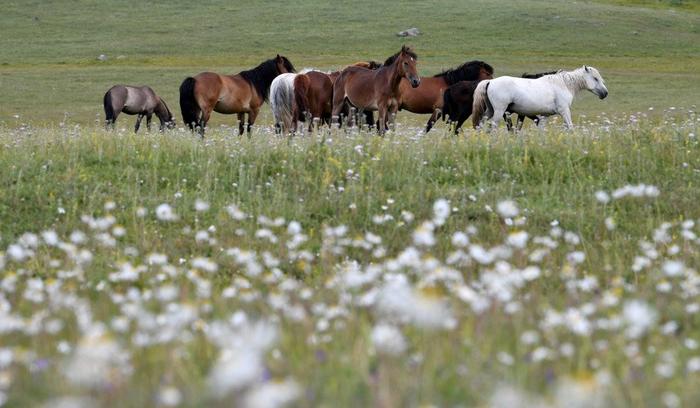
[{"xmin": 335, "ymin": 67, "xmax": 382, "ymax": 109}]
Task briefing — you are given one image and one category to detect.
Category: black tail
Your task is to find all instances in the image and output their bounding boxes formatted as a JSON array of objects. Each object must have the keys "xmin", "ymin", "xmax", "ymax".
[
  {"xmin": 179, "ymin": 77, "xmax": 199, "ymax": 130},
  {"xmin": 103, "ymin": 91, "xmax": 115, "ymax": 124}
]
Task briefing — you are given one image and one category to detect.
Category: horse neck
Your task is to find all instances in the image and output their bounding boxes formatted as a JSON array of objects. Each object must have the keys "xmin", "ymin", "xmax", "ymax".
[
  {"xmin": 154, "ymin": 101, "xmax": 170, "ymax": 123},
  {"xmin": 557, "ymin": 71, "xmax": 587, "ymax": 96},
  {"xmin": 382, "ymin": 61, "xmax": 404, "ymax": 95}
]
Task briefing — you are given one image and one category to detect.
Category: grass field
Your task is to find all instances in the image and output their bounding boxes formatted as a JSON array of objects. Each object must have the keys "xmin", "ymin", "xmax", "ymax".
[
  {"xmin": 0, "ymin": 0, "xmax": 698, "ymax": 125},
  {"xmin": 1, "ymin": 0, "xmax": 700, "ymax": 407}
]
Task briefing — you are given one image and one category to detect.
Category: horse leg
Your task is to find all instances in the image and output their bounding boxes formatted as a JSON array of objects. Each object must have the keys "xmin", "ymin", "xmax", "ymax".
[
  {"xmin": 134, "ymin": 114, "xmax": 145, "ymax": 133},
  {"xmin": 388, "ymin": 105, "xmax": 399, "ymax": 132},
  {"xmin": 331, "ymin": 90, "xmax": 346, "ymax": 129},
  {"xmin": 504, "ymin": 113, "xmax": 514, "ymax": 131},
  {"xmin": 425, "ymin": 109, "xmax": 441, "ymax": 133},
  {"xmin": 490, "ymin": 105, "xmax": 507, "ymax": 130},
  {"xmin": 247, "ymin": 109, "xmax": 259, "ymax": 135},
  {"xmin": 560, "ymin": 107, "xmax": 574, "ymax": 130},
  {"xmin": 146, "ymin": 114, "xmax": 153, "ymax": 132},
  {"xmin": 376, "ymin": 104, "xmax": 387, "ymax": 136},
  {"xmin": 237, "ymin": 113, "xmax": 245, "ymax": 136},
  {"xmin": 517, "ymin": 115, "xmax": 527, "ymax": 131}
]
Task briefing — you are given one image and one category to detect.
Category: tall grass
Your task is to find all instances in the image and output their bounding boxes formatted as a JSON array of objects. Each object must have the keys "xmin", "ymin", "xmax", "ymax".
[{"xmin": 1, "ymin": 113, "xmax": 699, "ymax": 406}]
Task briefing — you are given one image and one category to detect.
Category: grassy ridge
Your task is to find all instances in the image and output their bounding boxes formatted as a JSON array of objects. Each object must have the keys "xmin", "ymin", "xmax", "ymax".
[{"xmin": 0, "ymin": 0, "xmax": 698, "ymax": 124}]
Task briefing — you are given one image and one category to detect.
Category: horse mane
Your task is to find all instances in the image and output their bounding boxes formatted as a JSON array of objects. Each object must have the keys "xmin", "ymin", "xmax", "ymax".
[
  {"xmin": 156, "ymin": 98, "xmax": 173, "ymax": 120},
  {"xmin": 240, "ymin": 56, "xmax": 296, "ymax": 101},
  {"xmin": 521, "ymin": 70, "xmax": 560, "ymax": 79},
  {"xmin": 550, "ymin": 68, "xmax": 589, "ymax": 94},
  {"xmin": 382, "ymin": 48, "xmax": 417, "ymax": 66},
  {"xmin": 433, "ymin": 60, "xmax": 494, "ymax": 85}
]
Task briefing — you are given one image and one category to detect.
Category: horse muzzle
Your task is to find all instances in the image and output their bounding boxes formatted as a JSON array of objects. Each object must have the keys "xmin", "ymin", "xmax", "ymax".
[
  {"xmin": 598, "ymin": 89, "xmax": 608, "ymax": 99},
  {"xmin": 410, "ymin": 77, "xmax": 421, "ymax": 88}
]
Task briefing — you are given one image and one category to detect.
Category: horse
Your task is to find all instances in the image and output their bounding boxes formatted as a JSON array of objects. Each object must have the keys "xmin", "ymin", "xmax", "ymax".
[
  {"xmin": 270, "ymin": 62, "xmax": 382, "ymax": 134},
  {"xmin": 103, "ymin": 85, "xmax": 175, "ymax": 132},
  {"xmin": 472, "ymin": 66, "xmax": 608, "ymax": 130},
  {"xmin": 179, "ymin": 55, "xmax": 295, "ymax": 136},
  {"xmin": 504, "ymin": 71, "xmax": 560, "ymax": 131},
  {"xmin": 441, "ymin": 80, "xmax": 482, "ymax": 134},
  {"xmin": 332, "ymin": 46, "xmax": 420, "ymax": 135},
  {"xmin": 379, "ymin": 56, "xmax": 493, "ymax": 132}
]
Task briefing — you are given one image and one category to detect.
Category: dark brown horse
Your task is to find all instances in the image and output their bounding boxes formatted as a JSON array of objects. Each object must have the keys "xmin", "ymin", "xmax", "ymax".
[
  {"xmin": 332, "ymin": 46, "xmax": 420, "ymax": 135},
  {"xmin": 103, "ymin": 85, "xmax": 175, "ymax": 132},
  {"xmin": 179, "ymin": 55, "xmax": 295, "ymax": 136},
  {"xmin": 380, "ymin": 57, "xmax": 493, "ymax": 132},
  {"xmin": 441, "ymin": 80, "xmax": 482, "ymax": 134}
]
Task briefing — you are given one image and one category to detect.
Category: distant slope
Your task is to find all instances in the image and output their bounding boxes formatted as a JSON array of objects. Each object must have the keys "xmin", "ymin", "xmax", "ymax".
[{"xmin": 0, "ymin": 0, "xmax": 698, "ymax": 123}]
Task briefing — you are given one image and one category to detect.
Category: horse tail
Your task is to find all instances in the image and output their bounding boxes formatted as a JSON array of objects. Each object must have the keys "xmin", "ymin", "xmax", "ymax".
[
  {"xmin": 442, "ymin": 87, "xmax": 454, "ymax": 122},
  {"xmin": 103, "ymin": 89, "xmax": 116, "ymax": 124},
  {"xmin": 179, "ymin": 77, "xmax": 199, "ymax": 130},
  {"xmin": 270, "ymin": 74, "xmax": 295, "ymax": 132},
  {"xmin": 293, "ymin": 74, "xmax": 311, "ymax": 122},
  {"xmin": 471, "ymin": 80, "xmax": 491, "ymax": 129}
]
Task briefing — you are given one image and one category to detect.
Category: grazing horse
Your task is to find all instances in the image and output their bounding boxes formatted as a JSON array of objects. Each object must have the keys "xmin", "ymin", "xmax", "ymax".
[
  {"xmin": 505, "ymin": 71, "xmax": 560, "ymax": 131},
  {"xmin": 380, "ymin": 57, "xmax": 493, "ymax": 132},
  {"xmin": 103, "ymin": 85, "xmax": 175, "ymax": 132},
  {"xmin": 332, "ymin": 46, "xmax": 420, "ymax": 135},
  {"xmin": 179, "ymin": 55, "xmax": 295, "ymax": 136},
  {"xmin": 472, "ymin": 66, "xmax": 608, "ymax": 130},
  {"xmin": 270, "ymin": 62, "xmax": 382, "ymax": 134}
]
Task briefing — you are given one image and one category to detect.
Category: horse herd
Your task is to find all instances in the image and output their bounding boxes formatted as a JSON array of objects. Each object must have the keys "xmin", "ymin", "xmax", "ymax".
[{"xmin": 103, "ymin": 46, "xmax": 608, "ymax": 136}]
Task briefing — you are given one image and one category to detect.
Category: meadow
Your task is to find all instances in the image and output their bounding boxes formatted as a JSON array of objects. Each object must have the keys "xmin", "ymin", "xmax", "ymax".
[{"xmin": 1, "ymin": 0, "xmax": 700, "ymax": 407}]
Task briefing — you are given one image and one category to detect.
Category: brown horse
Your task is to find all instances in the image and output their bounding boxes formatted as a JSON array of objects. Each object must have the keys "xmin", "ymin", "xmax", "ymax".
[
  {"xmin": 179, "ymin": 55, "xmax": 295, "ymax": 136},
  {"xmin": 332, "ymin": 46, "xmax": 420, "ymax": 135},
  {"xmin": 293, "ymin": 70, "xmax": 333, "ymax": 130},
  {"xmin": 270, "ymin": 61, "xmax": 383, "ymax": 134},
  {"xmin": 103, "ymin": 85, "xmax": 175, "ymax": 132},
  {"xmin": 380, "ymin": 57, "xmax": 493, "ymax": 132}
]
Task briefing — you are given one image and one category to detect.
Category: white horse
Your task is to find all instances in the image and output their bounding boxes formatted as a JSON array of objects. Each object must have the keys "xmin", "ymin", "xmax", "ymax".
[
  {"xmin": 269, "ymin": 72, "xmax": 298, "ymax": 134},
  {"xmin": 472, "ymin": 66, "xmax": 608, "ymax": 130}
]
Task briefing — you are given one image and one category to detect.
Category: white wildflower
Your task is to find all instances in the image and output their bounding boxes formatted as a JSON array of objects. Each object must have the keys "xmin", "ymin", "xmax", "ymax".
[
  {"xmin": 155, "ymin": 204, "xmax": 178, "ymax": 221},
  {"xmin": 371, "ymin": 324, "xmax": 407, "ymax": 356},
  {"xmin": 496, "ymin": 200, "xmax": 519, "ymax": 218}
]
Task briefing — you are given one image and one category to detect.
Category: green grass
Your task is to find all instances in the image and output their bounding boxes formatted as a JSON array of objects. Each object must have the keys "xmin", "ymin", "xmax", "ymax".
[
  {"xmin": 0, "ymin": 0, "xmax": 698, "ymax": 124},
  {"xmin": 1, "ymin": 114, "xmax": 700, "ymax": 406},
  {"xmin": 1, "ymin": 1, "xmax": 700, "ymax": 406}
]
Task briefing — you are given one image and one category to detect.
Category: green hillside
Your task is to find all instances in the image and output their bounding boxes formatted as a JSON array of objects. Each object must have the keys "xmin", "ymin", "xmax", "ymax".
[{"xmin": 0, "ymin": 0, "xmax": 698, "ymax": 124}]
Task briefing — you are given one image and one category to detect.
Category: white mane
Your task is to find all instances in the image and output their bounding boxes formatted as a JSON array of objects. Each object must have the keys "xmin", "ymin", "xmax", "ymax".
[{"xmin": 546, "ymin": 67, "xmax": 589, "ymax": 94}]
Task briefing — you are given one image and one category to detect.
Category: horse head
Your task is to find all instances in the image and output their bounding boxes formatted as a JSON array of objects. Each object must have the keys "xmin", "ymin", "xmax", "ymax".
[
  {"xmin": 582, "ymin": 66, "xmax": 608, "ymax": 99},
  {"xmin": 275, "ymin": 54, "xmax": 296, "ymax": 74},
  {"xmin": 158, "ymin": 99, "xmax": 176, "ymax": 130},
  {"xmin": 479, "ymin": 62, "xmax": 494, "ymax": 80},
  {"xmin": 397, "ymin": 45, "xmax": 420, "ymax": 88}
]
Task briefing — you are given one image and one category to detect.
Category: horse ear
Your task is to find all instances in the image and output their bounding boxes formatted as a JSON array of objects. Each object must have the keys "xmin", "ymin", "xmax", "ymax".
[
  {"xmin": 401, "ymin": 45, "xmax": 407, "ymax": 53},
  {"xmin": 584, "ymin": 65, "xmax": 590, "ymax": 72}
]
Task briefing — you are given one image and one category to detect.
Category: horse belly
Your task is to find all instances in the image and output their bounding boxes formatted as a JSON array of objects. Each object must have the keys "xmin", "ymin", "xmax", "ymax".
[
  {"xmin": 214, "ymin": 98, "xmax": 247, "ymax": 114},
  {"xmin": 509, "ymin": 101, "xmax": 555, "ymax": 117},
  {"xmin": 508, "ymin": 90, "xmax": 556, "ymax": 116}
]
